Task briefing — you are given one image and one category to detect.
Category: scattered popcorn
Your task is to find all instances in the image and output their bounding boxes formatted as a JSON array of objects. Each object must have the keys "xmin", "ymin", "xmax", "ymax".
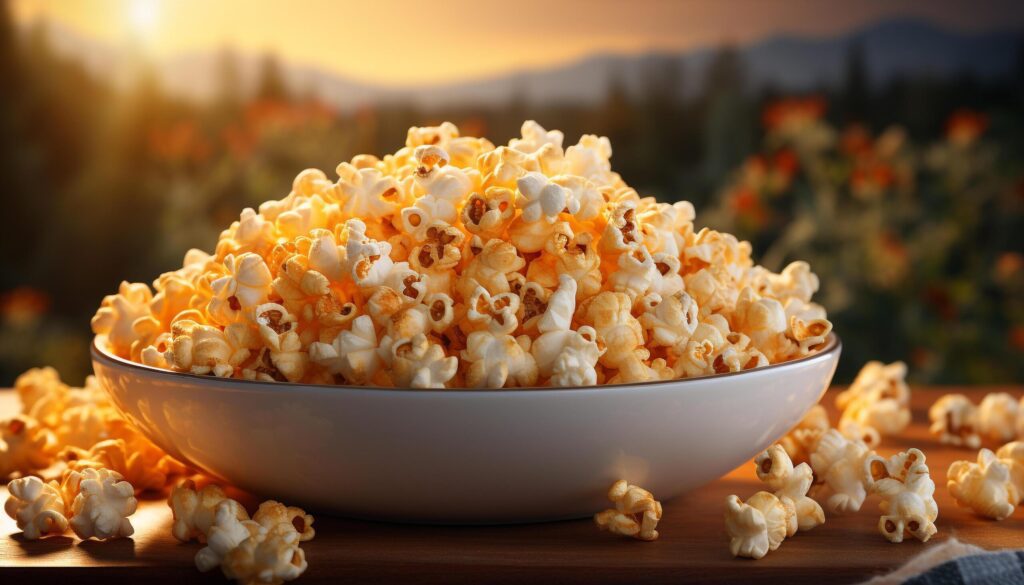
[
  {"xmin": 996, "ymin": 442, "xmax": 1024, "ymax": 504},
  {"xmin": 947, "ymin": 448, "xmax": 1018, "ymax": 520},
  {"xmin": 724, "ymin": 492, "xmax": 791, "ymax": 559},
  {"xmin": 778, "ymin": 405, "xmax": 829, "ymax": 465},
  {"xmin": 864, "ymin": 448, "xmax": 939, "ymax": 542},
  {"xmin": 90, "ymin": 121, "xmax": 831, "ymax": 388},
  {"xmin": 809, "ymin": 429, "xmax": 873, "ymax": 514},
  {"xmin": 63, "ymin": 438, "xmax": 169, "ymax": 493},
  {"xmin": 836, "ymin": 361, "xmax": 911, "ymax": 438},
  {"xmin": 975, "ymin": 393, "xmax": 1019, "ymax": 445},
  {"xmin": 65, "ymin": 467, "xmax": 138, "ymax": 540},
  {"xmin": 593, "ymin": 479, "xmax": 663, "ymax": 541},
  {"xmin": 196, "ymin": 500, "xmax": 262, "ymax": 572},
  {"xmin": 252, "ymin": 500, "xmax": 315, "ymax": 542},
  {"xmin": 221, "ymin": 523, "xmax": 308, "ymax": 585},
  {"xmin": 4, "ymin": 476, "xmax": 69, "ymax": 540},
  {"xmin": 0, "ymin": 415, "xmax": 55, "ymax": 479},
  {"xmin": 928, "ymin": 393, "xmax": 981, "ymax": 448},
  {"xmin": 754, "ymin": 445, "xmax": 824, "ymax": 532},
  {"xmin": 169, "ymin": 479, "xmax": 247, "ymax": 543}
]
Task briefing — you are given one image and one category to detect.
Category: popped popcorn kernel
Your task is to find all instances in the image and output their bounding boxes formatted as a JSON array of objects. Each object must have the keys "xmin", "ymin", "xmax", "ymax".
[
  {"xmin": 0, "ymin": 415, "xmax": 55, "ymax": 480},
  {"xmin": 864, "ymin": 448, "xmax": 938, "ymax": 542},
  {"xmin": 594, "ymin": 480, "xmax": 662, "ymax": 541},
  {"xmin": 64, "ymin": 467, "xmax": 138, "ymax": 540},
  {"xmin": 947, "ymin": 448, "xmax": 1018, "ymax": 520},
  {"xmin": 4, "ymin": 476, "xmax": 69, "ymax": 540}
]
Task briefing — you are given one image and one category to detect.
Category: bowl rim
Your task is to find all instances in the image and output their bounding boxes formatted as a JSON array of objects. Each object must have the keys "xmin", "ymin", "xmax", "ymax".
[{"xmin": 92, "ymin": 333, "xmax": 840, "ymax": 395}]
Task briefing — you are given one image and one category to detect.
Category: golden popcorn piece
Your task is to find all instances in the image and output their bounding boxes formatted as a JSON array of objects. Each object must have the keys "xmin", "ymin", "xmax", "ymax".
[
  {"xmin": 809, "ymin": 429, "xmax": 874, "ymax": 514},
  {"xmin": 836, "ymin": 361, "xmax": 911, "ymax": 438},
  {"xmin": 208, "ymin": 253, "xmax": 274, "ymax": 327},
  {"xmin": 460, "ymin": 188, "xmax": 515, "ymax": 240},
  {"xmin": 222, "ymin": 522, "xmax": 308, "ymax": 585},
  {"xmin": 594, "ymin": 480, "xmax": 663, "ymax": 542},
  {"xmin": 4, "ymin": 476, "xmax": 69, "ymax": 540},
  {"xmin": 195, "ymin": 500, "xmax": 262, "ymax": 573},
  {"xmin": 169, "ymin": 479, "xmax": 247, "ymax": 543},
  {"xmin": 778, "ymin": 404, "xmax": 830, "ymax": 465},
  {"xmin": 461, "ymin": 331, "xmax": 538, "ymax": 388},
  {"xmin": 14, "ymin": 366, "xmax": 70, "ymax": 429},
  {"xmin": 252, "ymin": 500, "xmax": 315, "ymax": 542},
  {"xmin": 0, "ymin": 415, "xmax": 55, "ymax": 480},
  {"xmin": 754, "ymin": 444, "xmax": 824, "ymax": 533},
  {"xmin": 996, "ymin": 442, "xmax": 1024, "ymax": 505},
  {"xmin": 724, "ymin": 492, "xmax": 790, "ymax": 559},
  {"xmin": 975, "ymin": 393, "xmax": 1019, "ymax": 445},
  {"xmin": 929, "ymin": 393, "xmax": 982, "ymax": 448},
  {"xmin": 64, "ymin": 467, "xmax": 138, "ymax": 540},
  {"xmin": 308, "ymin": 315, "xmax": 381, "ymax": 385},
  {"xmin": 62, "ymin": 438, "xmax": 168, "ymax": 494},
  {"xmin": 864, "ymin": 448, "xmax": 939, "ymax": 542},
  {"xmin": 91, "ymin": 280, "xmax": 154, "ymax": 358},
  {"xmin": 947, "ymin": 448, "xmax": 1018, "ymax": 520},
  {"xmin": 387, "ymin": 334, "xmax": 458, "ymax": 389}
]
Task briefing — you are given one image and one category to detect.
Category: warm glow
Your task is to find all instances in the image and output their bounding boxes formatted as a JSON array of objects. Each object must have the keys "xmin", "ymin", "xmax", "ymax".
[
  {"xmin": 10, "ymin": 0, "xmax": 1024, "ymax": 86},
  {"xmin": 127, "ymin": 0, "xmax": 160, "ymax": 36}
]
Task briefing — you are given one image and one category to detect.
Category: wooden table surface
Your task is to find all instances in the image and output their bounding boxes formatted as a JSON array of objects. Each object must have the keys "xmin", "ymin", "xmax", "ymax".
[{"xmin": 2, "ymin": 386, "xmax": 1023, "ymax": 584}]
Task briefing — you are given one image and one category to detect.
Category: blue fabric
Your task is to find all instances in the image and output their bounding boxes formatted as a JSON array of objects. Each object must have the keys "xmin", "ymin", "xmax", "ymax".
[{"xmin": 904, "ymin": 551, "xmax": 1024, "ymax": 585}]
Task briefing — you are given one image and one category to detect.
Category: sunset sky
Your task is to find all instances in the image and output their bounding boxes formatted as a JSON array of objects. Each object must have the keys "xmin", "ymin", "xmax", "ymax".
[{"xmin": 11, "ymin": 0, "xmax": 1024, "ymax": 86}]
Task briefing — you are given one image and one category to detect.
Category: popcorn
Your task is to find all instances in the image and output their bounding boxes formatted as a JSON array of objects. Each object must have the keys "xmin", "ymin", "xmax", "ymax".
[
  {"xmin": 309, "ymin": 315, "xmax": 381, "ymax": 384},
  {"xmin": 0, "ymin": 415, "xmax": 55, "ymax": 479},
  {"xmin": 836, "ymin": 361, "xmax": 911, "ymax": 438},
  {"xmin": 462, "ymin": 331, "xmax": 538, "ymax": 388},
  {"xmin": 754, "ymin": 445, "xmax": 824, "ymax": 532},
  {"xmin": 170, "ymin": 479, "xmax": 247, "ymax": 543},
  {"xmin": 724, "ymin": 492, "xmax": 790, "ymax": 559},
  {"xmin": 386, "ymin": 334, "xmax": 458, "ymax": 388},
  {"xmin": 995, "ymin": 442, "xmax": 1024, "ymax": 504},
  {"xmin": 65, "ymin": 467, "xmax": 138, "ymax": 540},
  {"xmin": 15, "ymin": 366, "xmax": 70, "ymax": 428},
  {"xmin": 95, "ymin": 120, "xmax": 831, "ymax": 388},
  {"xmin": 252, "ymin": 500, "xmax": 315, "ymax": 542},
  {"xmin": 4, "ymin": 476, "xmax": 69, "ymax": 539},
  {"xmin": 62, "ymin": 438, "xmax": 168, "ymax": 493},
  {"xmin": 778, "ymin": 405, "xmax": 829, "ymax": 465},
  {"xmin": 196, "ymin": 500, "xmax": 262, "ymax": 572},
  {"xmin": 809, "ymin": 429, "xmax": 873, "ymax": 514},
  {"xmin": 975, "ymin": 393, "xmax": 1019, "ymax": 444},
  {"xmin": 208, "ymin": 254, "xmax": 274, "ymax": 326},
  {"xmin": 593, "ymin": 480, "xmax": 662, "ymax": 541},
  {"xmin": 91, "ymin": 281, "xmax": 154, "ymax": 357},
  {"xmin": 928, "ymin": 394, "xmax": 981, "ymax": 448},
  {"xmin": 222, "ymin": 522, "xmax": 308, "ymax": 585},
  {"xmin": 864, "ymin": 448, "xmax": 938, "ymax": 542},
  {"xmin": 947, "ymin": 449, "xmax": 1018, "ymax": 520}
]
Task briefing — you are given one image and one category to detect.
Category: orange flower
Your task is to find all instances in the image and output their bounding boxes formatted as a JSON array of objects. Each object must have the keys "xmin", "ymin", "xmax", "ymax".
[
  {"xmin": 945, "ymin": 109, "xmax": 987, "ymax": 147},
  {"xmin": 762, "ymin": 96, "xmax": 826, "ymax": 131}
]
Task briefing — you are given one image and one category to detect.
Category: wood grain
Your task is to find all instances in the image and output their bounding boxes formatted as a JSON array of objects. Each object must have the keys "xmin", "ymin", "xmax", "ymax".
[{"xmin": 2, "ymin": 386, "xmax": 1023, "ymax": 584}]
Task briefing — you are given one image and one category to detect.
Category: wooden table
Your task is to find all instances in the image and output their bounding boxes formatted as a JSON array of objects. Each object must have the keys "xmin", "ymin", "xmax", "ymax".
[{"xmin": 2, "ymin": 386, "xmax": 1023, "ymax": 584}]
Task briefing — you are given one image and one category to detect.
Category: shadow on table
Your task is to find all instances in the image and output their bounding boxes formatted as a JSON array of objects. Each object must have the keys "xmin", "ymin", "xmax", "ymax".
[
  {"xmin": 78, "ymin": 537, "xmax": 135, "ymax": 561},
  {"xmin": 10, "ymin": 533, "xmax": 74, "ymax": 555}
]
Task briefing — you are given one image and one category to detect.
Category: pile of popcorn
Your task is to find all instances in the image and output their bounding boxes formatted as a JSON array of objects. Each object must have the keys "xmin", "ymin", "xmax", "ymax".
[
  {"xmin": 91, "ymin": 121, "xmax": 832, "ymax": 388},
  {"xmin": 2, "ymin": 367, "xmax": 313, "ymax": 584}
]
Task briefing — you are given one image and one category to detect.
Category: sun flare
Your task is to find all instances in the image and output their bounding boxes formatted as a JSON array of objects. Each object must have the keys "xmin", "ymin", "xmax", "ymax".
[{"xmin": 127, "ymin": 0, "xmax": 160, "ymax": 36}]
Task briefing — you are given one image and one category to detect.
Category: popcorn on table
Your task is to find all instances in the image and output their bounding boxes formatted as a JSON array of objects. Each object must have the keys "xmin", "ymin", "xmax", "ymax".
[
  {"xmin": 593, "ymin": 479, "xmax": 663, "ymax": 541},
  {"xmin": 864, "ymin": 448, "xmax": 938, "ymax": 543},
  {"xmin": 90, "ymin": 120, "xmax": 832, "ymax": 388},
  {"xmin": 947, "ymin": 448, "xmax": 1018, "ymax": 520}
]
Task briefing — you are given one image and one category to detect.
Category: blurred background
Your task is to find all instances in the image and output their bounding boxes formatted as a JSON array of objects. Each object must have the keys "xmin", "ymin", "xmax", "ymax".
[{"xmin": 0, "ymin": 0, "xmax": 1022, "ymax": 385}]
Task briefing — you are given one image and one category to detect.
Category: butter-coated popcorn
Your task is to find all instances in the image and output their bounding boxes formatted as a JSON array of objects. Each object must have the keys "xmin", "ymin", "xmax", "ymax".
[
  {"xmin": 754, "ymin": 445, "xmax": 825, "ymax": 532},
  {"xmin": 4, "ymin": 476, "xmax": 69, "ymax": 539},
  {"xmin": 864, "ymin": 448, "xmax": 938, "ymax": 542},
  {"xmin": 386, "ymin": 334, "xmax": 458, "ymax": 388},
  {"xmin": 836, "ymin": 361, "xmax": 911, "ymax": 438},
  {"xmin": 14, "ymin": 366, "xmax": 69, "ymax": 428},
  {"xmin": 996, "ymin": 442, "xmax": 1024, "ymax": 504},
  {"xmin": 779, "ymin": 405, "xmax": 829, "ymax": 465},
  {"xmin": 221, "ymin": 522, "xmax": 308, "ymax": 585},
  {"xmin": 65, "ymin": 467, "xmax": 137, "ymax": 540},
  {"xmin": 196, "ymin": 500, "xmax": 262, "ymax": 572},
  {"xmin": 169, "ymin": 479, "xmax": 246, "ymax": 543},
  {"xmin": 594, "ymin": 480, "xmax": 662, "ymax": 541},
  {"xmin": 252, "ymin": 500, "xmax": 315, "ymax": 542},
  {"xmin": 929, "ymin": 394, "xmax": 981, "ymax": 448},
  {"xmin": 724, "ymin": 492, "xmax": 790, "ymax": 559},
  {"xmin": 95, "ymin": 120, "xmax": 831, "ymax": 388},
  {"xmin": 975, "ymin": 393, "xmax": 1019, "ymax": 444},
  {"xmin": 1, "ymin": 415, "xmax": 55, "ymax": 479},
  {"xmin": 809, "ymin": 429, "xmax": 873, "ymax": 514},
  {"xmin": 91, "ymin": 281, "xmax": 154, "ymax": 357},
  {"xmin": 63, "ymin": 438, "xmax": 167, "ymax": 493},
  {"xmin": 947, "ymin": 448, "xmax": 1018, "ymax": 520}
]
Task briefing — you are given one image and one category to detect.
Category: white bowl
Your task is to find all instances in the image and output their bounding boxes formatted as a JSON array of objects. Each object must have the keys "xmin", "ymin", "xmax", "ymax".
[{"xmin": 91, "ymin": 335, "xmax": 840, "ymax": 523}]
